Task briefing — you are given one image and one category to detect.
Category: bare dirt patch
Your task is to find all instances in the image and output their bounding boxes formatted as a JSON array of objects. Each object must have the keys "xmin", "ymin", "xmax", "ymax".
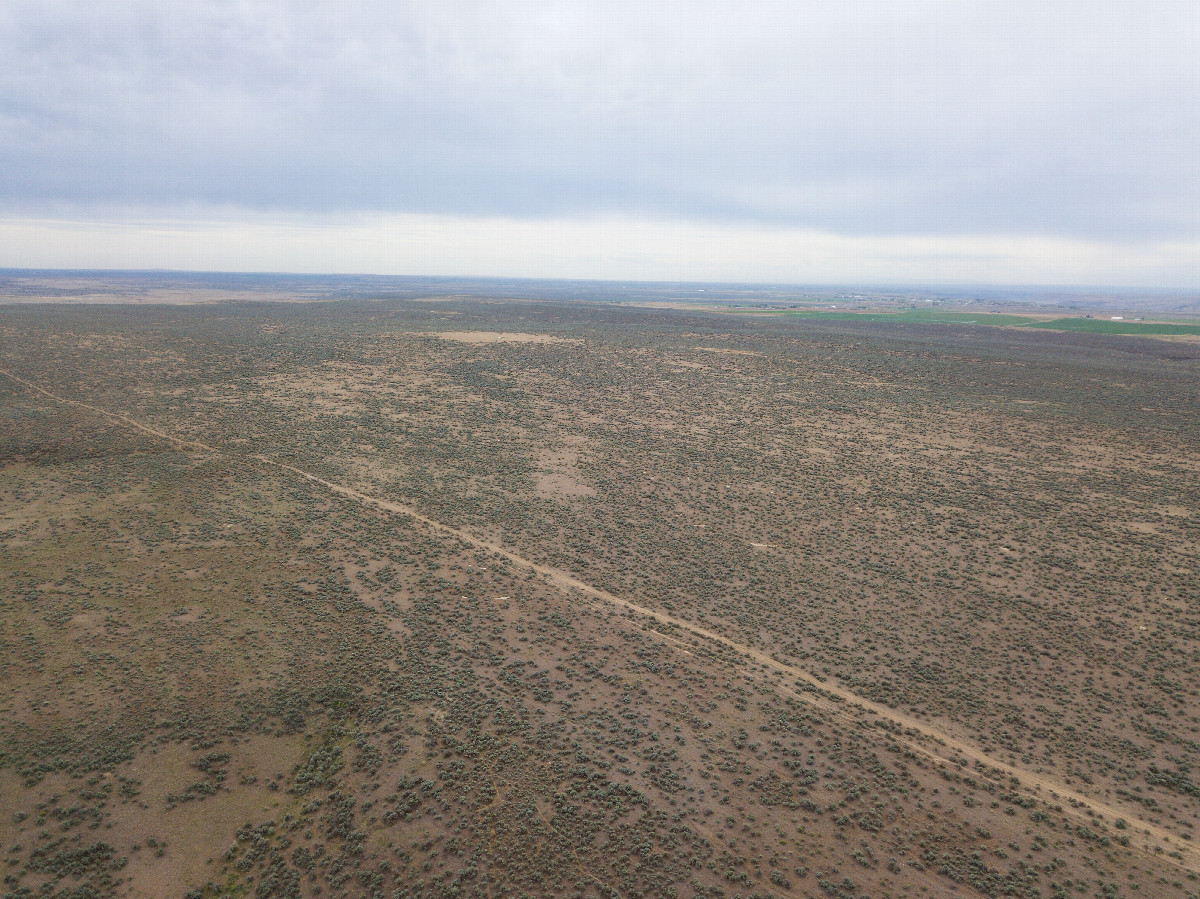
[
  {"xmin": 429, "ymin": 330, "xmax": 579, "ymax": 344},
  {"xmin": 111, "ymin": 734, "xmax": 309, "ymax": 899},
  {"xmin": 532, "ymin": 439, "xmax": 596, "ymax": 501},
  {"xmin": 697, "ymin": 346, "xmax": 762, "ymax": 357}
]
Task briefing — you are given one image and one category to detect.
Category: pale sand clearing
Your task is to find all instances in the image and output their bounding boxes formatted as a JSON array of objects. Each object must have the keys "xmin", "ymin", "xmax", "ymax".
[{"xmin": 429, "ymin": 330, "xmax": 579, "ymax": 344}]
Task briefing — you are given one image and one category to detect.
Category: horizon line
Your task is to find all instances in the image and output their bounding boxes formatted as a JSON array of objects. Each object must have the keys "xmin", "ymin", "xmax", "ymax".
[{"xmin": 4, "ymin": 266, "xmax": 1199, "ymax": 297}]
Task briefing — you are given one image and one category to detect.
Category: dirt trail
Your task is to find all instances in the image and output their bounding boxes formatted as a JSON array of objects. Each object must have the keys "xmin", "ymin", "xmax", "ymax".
[
  {"xmin": 0, "ymin": 370, "xmax": 215, "ymax": 455},
  {"xmin": 4, "ymin": 367, "xmax": 1196, "ymax": 874}
]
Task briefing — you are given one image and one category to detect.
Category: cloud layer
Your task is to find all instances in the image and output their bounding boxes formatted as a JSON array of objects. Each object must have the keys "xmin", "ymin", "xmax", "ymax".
[
  {"xmin": 2, "ymin": 2, "xmax": 1198, "ymax": 281},
  {"xmin": 6, "ymin": 212, "xmax": 1200, "ymax": 288}
]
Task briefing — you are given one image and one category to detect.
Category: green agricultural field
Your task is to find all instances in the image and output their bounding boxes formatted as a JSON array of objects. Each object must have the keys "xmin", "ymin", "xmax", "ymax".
[
  {"xmin": 1022, "ymin": 317, "xmax": 1200, "ymax": 335},
  {"xmin": 736, "ymin": 308, "xmax": 1200, "ymax": 338},
  {"xmin": 747, "ymin": 309, "xmax": 1041, "ymax": 326}
]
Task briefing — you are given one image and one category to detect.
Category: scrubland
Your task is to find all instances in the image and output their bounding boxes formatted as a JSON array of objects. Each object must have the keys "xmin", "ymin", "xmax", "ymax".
[{"xmin": 1, "ymin": 295, "xmax": 1198, "ymax": 899}]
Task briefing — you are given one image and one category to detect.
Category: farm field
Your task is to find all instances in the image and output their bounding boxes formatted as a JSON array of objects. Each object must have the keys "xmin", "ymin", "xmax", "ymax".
[
  {"xmin": 741, "ymin": 310, "xmax": 1042, "ymax": 327},
  {"xmin": 1022, "ymin": 320, "xmax": 1200, "ymax": 337},
  {"xmin": 736, "ymin": 309, "xmax": 1200, "ymax": 338},
  {"xmin": 2, "ymin": 291, "xmax": 1199, "ymax": 899}
]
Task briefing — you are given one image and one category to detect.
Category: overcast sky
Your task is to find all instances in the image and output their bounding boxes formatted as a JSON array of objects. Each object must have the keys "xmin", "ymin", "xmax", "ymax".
[{"xmin": 2, "ymin": 1, "xmax": 1198, "ymax": 285}]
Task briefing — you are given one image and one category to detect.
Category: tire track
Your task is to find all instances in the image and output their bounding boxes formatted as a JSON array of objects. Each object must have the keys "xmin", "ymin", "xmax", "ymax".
[{"xmin": 4, "ymin": 366, "xmax": 1195, "ymax": 874}]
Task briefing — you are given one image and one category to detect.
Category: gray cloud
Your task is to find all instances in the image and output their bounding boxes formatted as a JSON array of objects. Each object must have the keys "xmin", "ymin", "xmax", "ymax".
[{"xmin": 2, "ymin": 0, "xmax": 1198, "ymax": 240}]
